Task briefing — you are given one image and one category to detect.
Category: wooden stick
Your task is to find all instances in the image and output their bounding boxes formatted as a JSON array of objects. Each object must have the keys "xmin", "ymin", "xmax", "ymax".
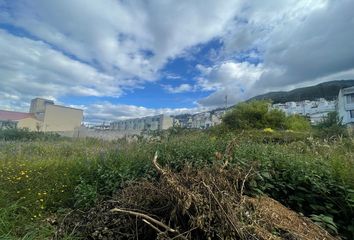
[
  {"xmin": 152, "ymin": 151, "xmax": 166, "ymax": 175},
  {"xmin": 142, "ymin": 219, "xmax": 163, "ymax": 234},
  {"xmin": 111, "ymin": 208, "xmax": 177, "ymax": 233},
  {"xmin": 240, "ymin": 167, "xmax": 253, "ymax": 198}
]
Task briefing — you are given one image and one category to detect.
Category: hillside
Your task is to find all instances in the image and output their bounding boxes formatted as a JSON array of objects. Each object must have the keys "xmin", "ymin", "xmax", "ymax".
[{"xmin": 249, "ymin": 80, "xmax": 354, "ymax": 103}]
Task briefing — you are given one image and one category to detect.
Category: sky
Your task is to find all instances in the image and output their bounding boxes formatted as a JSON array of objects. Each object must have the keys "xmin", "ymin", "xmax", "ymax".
[{"xmin": 0, "ymin": 0, "xmax": 354, "ymax": 123}]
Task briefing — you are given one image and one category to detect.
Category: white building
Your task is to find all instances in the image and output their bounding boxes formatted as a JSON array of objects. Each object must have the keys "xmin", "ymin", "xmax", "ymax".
[
  {"xmin": 185, "ymin": 110, "xmax": 225, "ymax": 129},
  {"xmin": 337, "ymin": 86, "xmax": 354, "ymax": 126},
  {"xmin": 110, "ymin": 114, "xmax": 173, "ymax": 131}
]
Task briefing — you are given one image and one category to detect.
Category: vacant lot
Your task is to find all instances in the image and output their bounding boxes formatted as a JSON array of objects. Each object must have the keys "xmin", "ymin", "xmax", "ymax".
[{"xmin": 0, "ymin": 131, "xmax": 353, "ymax": 239}]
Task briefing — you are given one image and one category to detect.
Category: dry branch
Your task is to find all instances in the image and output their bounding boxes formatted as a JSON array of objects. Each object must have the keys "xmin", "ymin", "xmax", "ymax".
[{"xmin": 111, "ymin": 208, "xmax": 177, "ymax": 233}]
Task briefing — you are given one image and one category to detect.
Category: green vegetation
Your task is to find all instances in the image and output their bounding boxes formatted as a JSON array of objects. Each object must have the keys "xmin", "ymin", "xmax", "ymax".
[
  {"xmin": 222, "ymin": 100, "xmax": 311, "ymax": 132},
  {"xmin": 285, "ymin": 114, "xmax": 311, "ymax": 131},
  {"xmin": 222, "ymin": 100, "xmax": 286, "ymax": 130},
  {"xmin": 314, "ymin": 111, "xmax": 348, "ymax": 138},
  {"xmin": 0, "ymin": 131, "xmax": 353, "ymax": 239},
  {"xmin": 0, "ymin": 128, "xmax": 61, "ymax": 141},
  {"xmin": 0, "ymin": 102, "xmax": 353, "ymax": 239}
]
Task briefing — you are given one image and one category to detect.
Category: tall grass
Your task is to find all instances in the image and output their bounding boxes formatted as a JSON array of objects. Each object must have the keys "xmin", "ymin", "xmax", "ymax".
[{"xmin": 0, "ymin": 131, "xmax": 353, "ymax": 239}]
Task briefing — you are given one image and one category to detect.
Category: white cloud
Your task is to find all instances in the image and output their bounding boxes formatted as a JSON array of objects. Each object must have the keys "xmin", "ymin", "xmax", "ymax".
[
  {"xmin": 256, "ymin": 0, "xmax": 354, "ymax": 89},
  {"xmin": 1, "ymin": 0, "xmax": 354, "ymax": 119},
  {"xmin": 0, "ymin": 0, "xmax": 242, "ymax": 117},
  {"xmin": 163, "ymin": 84, "xmax": 194, "ymax": 93},
  {"xmin": 197, "ymin": 61, "xmax": 264, "ymax": 107},
  {"xmin": 0, "ymin": 30, "xmax": 124, "ymax": 110},
  {"xmin": 2, "ymin": 0, "xmax": 240, "ymax": 80},
  {"xmin": 221, "ymin": 0, "xmax": 354, "ymax": 91},
  {"xmin": 195, "ymin": 0, "xmax": 354, "ymax": 107}
]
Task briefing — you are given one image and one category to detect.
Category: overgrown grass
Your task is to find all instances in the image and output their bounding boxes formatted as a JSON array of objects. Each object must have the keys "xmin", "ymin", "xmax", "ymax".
[{"xmin": 0, "ymin": 131, "xmax": 353, "ymax": 239}]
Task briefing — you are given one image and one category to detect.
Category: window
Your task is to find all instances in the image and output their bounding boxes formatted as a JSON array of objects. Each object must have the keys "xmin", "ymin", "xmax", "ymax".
[
  {"xmin": 347, "ymin": 94, "xmax": 354, "ymax": 104},
  {"xmin": 350, "ymin": 110, "xmax": 354, "ymax": 119}
]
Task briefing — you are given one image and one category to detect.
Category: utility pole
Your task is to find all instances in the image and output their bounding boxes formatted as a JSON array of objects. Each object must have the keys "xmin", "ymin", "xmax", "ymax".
[{"xmin": 224, "ymin": 95, "xmax": 228, "ymax": 109}]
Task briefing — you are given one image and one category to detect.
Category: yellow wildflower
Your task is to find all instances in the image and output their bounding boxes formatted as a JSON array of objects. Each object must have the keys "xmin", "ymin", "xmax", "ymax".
[{"xmin": 263, "ymin": 127, "xmax": 274, "ymax": 133}]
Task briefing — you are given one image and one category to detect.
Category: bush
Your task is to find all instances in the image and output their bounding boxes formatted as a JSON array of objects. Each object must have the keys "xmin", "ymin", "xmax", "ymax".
[
  {"xmin": 0, "ymin": 128, "xmax": 61, "ymax": 141},
  {"xmin": 74, "ymin": 179, "xmax": 97, "ymax": 209},
  {"xmin": 314, "ymin": 111, "xmax": 348, "ymax": 138},
  {"xmin": 285, "ymin": 115, "xmax": 311, "ymax": 131},
  {"xmin": 222, "ymin": 101, "xmax": 287, "ymax": 130}
]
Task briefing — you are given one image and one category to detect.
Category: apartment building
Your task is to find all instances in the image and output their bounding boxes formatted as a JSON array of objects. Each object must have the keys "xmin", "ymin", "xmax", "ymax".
[
  {"xmin": 110, "ymin": 114, "xmax": 173, "ymax": 131},
  {"xmin": 337, "ymin": 86, "xmax": 354, "ymax": 126}
]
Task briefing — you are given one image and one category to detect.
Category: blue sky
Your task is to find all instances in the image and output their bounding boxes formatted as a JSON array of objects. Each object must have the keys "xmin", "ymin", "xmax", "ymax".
[{"xmin": 0, "ymin": 0, "xmax": 353, "ymax": 122}]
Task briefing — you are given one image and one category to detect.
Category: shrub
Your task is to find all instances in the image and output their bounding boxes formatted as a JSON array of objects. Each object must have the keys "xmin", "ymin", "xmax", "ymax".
[
  {"xmin": 74, "ymin": 179, "xmax": 97, "ymax": 209},
  {"xmin": 285, "ymin": 114, "xmax": 311, "ymax": 131},
  {"xmin": 222, "ymin": 100, "xmax": 287, "ymax": 130},
  {"xmin": 0, "ymin": 128, "xmax": 61, "ymax": 141},
  {"xmin": 315, "ymin": 111, "xmax": 347, "ymax": 138}
]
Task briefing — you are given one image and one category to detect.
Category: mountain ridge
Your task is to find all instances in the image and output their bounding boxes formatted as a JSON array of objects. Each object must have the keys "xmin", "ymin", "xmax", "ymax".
[{"xmin": 248, "ymin": 80, "xmax": 354, "ymax": 103}]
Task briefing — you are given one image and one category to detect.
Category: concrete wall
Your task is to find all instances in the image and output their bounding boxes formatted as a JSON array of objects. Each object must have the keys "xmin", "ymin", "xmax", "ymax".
[
  {"xmin": 76, "ymin": 127, "xmax": 141, "ymax": 140},
  {"xmin": 160, "ymin": 115, "xmax": 173, "ymax": 130},
  {"xmin": 43, "ymin": 105, "xmax": 83, "ymax": 132}
]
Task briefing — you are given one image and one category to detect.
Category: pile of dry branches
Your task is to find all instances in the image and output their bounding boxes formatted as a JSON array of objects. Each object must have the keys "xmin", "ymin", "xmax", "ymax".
[{"xmin": 58, "ymin": 151, "xmax": 335, "ymax": 240}]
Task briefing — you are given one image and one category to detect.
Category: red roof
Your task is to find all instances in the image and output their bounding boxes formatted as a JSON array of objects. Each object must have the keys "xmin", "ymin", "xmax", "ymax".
[{"xmin": 0, "ymin": 110, "xmax": 34, "ymax": 121}]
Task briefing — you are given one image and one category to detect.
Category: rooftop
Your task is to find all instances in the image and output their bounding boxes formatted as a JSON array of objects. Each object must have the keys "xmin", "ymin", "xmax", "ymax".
[
  {"xmin": 0, "ymin": 110, "xmax": 35, "ymax": 121},
  {"xmin": 342, "ymin": 86, "xmax": 354, "ymax": 94}
]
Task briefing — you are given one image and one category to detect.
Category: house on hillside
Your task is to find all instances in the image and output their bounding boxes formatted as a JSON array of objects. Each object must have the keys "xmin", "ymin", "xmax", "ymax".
[{"xmin": 272, "ymin": 99, "xmax": 336, "ymax": 124}]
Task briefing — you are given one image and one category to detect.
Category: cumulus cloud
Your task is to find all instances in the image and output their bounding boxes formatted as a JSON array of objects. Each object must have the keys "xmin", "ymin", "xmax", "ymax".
[
  {"xmin": 0, "ymin": 30, "xmax": 123, "ymax": 110},
  {"xmin": 256, "ymin": 0, "xmax": 354, "ymax": 89},
  {"xmin": 194, "ymin": 0, "xmax": 354, "ymax": 107},
  {"xmin": 1, "ymin": 0, "xmax": 240, "ymax": 79},
  {"xmin": 1, "ymin": 0, "xmax": 354, "ymax": 120},
  {"xmin": 163, "ymin": 84, "xmax": 194, "ymax": 93},
  {"xmin": 196, "ymin": 61, "xmax": 264, "ymax": 107},
  {"xmin": 0, "ymin": 0, "xmax": 241, "ymax": 118}
]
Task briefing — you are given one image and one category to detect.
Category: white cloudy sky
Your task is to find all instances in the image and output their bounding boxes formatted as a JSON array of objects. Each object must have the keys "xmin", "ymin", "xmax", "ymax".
[{"xmin": 0, "ymin": 0, "xmax": 353, "ymax": 122}]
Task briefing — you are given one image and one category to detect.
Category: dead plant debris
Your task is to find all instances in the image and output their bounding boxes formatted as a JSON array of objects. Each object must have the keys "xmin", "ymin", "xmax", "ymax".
[{"xmin": 57, "ymin": 152, "xmax": 336, "ymax": 240}]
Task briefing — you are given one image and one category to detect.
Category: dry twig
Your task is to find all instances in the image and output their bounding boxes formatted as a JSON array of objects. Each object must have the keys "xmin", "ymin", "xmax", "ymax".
[{"xmin": 111, "ymin": 208, "xmax": 177, "ymax": 233}]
